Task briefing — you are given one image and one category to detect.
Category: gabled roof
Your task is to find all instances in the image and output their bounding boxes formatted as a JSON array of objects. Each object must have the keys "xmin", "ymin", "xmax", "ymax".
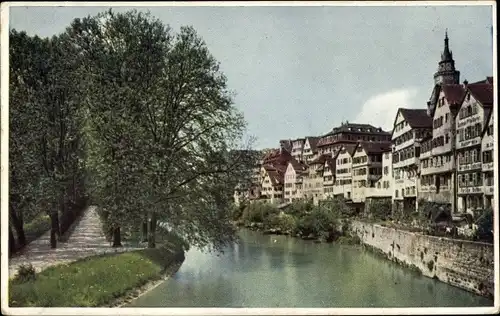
[
  {"xmin": 355, "ymin": 141, "xmax": 392, "ymax": 154},
  {"xmin": 470, "ymin": 76, "xmax": 493, "ymax": 85},
  {"xmin": 336, "ymin": 144, "xmax": 357, "ymax": 157},
  {"xmin": 287, "ymin": 157, "xmax": 308, "ymax": 173},
  {"xmin": 395, "ymin": 108, "xmax": 433, "ymax": 129},
  {"xmin": 467, "ymin": 83, "xmax": 493, "ymax": 107},
  {"xmin": 305, "ymin": 136, "xmax": 320, "ymax": 152},
  {"xmin": 324, "ymin": 157, "xmax": 337, "ymax": 171},
  {"xmin": 482, "ymin": 109, "xmax": 494, "ymax": 138},
  {"xmin": 441, "ymin": 84, "xmax": 466, "ymax": 106},
  {"xmin": 309, "ymin": 154, "xmax": 330, "ymax": 165}
]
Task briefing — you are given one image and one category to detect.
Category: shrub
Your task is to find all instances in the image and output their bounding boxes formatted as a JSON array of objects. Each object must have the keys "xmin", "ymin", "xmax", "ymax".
[
  {"xmin": 368, "ymin": 199, "xmax": 392, "ymax": 221},
  {"xmin": 241, "ymin": 202, "xmax": 279, "ymax": 223},
  {"xmin": 475, "ymin": 208, "xmax": 493, "ymax": 242},
  {"xmin": 14, "ymin": 263, "xmax": 36, "ymax": 282},
  {"xmin": 277, "ymin": 214, "xmax": 296, "ymax": 232}
]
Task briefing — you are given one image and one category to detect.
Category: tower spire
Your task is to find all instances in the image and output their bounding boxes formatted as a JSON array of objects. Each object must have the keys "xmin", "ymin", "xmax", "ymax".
[{"xmin": 441, "ymin": 29, "xmax": 453, "ymax": 61}]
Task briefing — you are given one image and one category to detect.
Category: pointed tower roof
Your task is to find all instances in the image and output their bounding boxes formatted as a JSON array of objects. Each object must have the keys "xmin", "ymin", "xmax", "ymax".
[{"xmin": 441, "ymin": 29, "xmax": 453, "ymax": 62}]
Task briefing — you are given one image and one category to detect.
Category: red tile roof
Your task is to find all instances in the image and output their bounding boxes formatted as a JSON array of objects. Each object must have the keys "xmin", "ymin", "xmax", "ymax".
[
  {"xmin": 398, "ymin": 108, "xmax": 433, "ymax": 129},
  {"xmin": 467, "ymin": 83, "xmax": 493, "ymax": 106},
  {"xmin": 325, "ymin": 157, "xmax": 337, "ymax": 171},
  {"xmin": 441, "ymin": 84, "xmax": 466, "ymax": 106}
]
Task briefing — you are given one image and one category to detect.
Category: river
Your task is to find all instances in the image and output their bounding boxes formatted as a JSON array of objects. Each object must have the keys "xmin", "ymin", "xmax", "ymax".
[{"xmin": 127, "ymin": 229, "xmax": 493, "ymax": 308}]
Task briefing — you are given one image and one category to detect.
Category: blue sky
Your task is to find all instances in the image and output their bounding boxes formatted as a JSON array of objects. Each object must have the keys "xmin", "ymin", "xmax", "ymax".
[{"xmin": 8, "ymin": 4, "xmax": 494, "ymax": 149}]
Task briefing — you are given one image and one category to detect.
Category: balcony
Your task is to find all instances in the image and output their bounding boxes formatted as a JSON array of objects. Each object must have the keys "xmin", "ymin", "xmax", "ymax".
[
  {"xmin": 421, "ymin": 161, "xmax": 454, "ymax": 175},
  {"xmin": 482, "ymin": 162, "xmax": 494, "ymax": 172},
  {"xmin": 483, "ymin": 184, "xmax": 493, "ymax": 196},
  {"xmin": 457, "ymin": 162, "xmax": 482, "ymax": 172},
  {"xmin": 393, "ymin": 157, "xmax": 418, "ymax": 169},
  {"xmin": 365, "ymin": 187, "xmax": 391, "ymax": 198},
  {"xmin": 457, "ymin": 185, "xmax": 483, "ymax": 195},
  {"xmin": 456, "ymin": 137, "xmax": 481, "ymax": 150}
]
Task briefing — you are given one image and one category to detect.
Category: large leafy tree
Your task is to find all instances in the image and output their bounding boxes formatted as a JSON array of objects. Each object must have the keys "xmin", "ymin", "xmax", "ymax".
[
  {"xmin": 67, "ymin": 9, "xmax": 253, "ymax": 251},
  {"xmin": 9, "ymin": 30, "xmax": 88, "ymax": 249}
]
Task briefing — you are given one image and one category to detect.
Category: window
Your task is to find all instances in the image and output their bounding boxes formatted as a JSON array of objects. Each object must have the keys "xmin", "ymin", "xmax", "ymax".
[
  {"xmin": 445, "ymin": 133, "xmax": 449, "ymax": 144},
  {"xmin": 445, "ymin": 113, "xmax": 449, "ymax": 122}
]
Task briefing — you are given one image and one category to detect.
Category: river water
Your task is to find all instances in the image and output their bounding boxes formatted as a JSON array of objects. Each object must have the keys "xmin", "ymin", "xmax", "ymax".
[{"xmin": 128, "ymin": 229, "xmax": 493, "ymax": 308}]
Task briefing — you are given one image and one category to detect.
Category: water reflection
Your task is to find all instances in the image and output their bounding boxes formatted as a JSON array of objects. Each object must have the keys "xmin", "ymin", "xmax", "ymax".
[{"xmin": 128, "ymin": 229, "xmax": 494, "ymax": 308}]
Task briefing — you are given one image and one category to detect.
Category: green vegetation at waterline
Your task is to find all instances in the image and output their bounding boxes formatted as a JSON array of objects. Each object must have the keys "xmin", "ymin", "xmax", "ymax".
[
  {"xmin": 234, "ymin": 197, "xmax": 361, "ymax": 244},
  {"xmin": 9, "ymin": 234, "xmax": 186, "ymax": 307}
]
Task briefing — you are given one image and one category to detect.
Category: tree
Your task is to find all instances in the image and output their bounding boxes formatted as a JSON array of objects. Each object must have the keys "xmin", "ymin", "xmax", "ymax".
[
  {"xmin": 9, "ymin": 30, "xmax": 88, "ymax": 249},
  {"xmin": 67, "ymin": 9, "xmax": 251, "ymax": 252}
]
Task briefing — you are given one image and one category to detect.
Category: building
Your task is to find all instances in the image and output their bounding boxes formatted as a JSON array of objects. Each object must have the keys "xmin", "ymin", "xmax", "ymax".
[
  {"xmin": 290, "ymin": 138, "xmax": 306, "ymax": 162},
  {"xmin": 317, "ymin": 122, "xmax": 391, "ymax": 157},
  {"xmin": 481, "ymin": 109, "xmax": 494, "ymax": 209},
  {"xmin": 260, "ymin": 165, "xmax": 285, "ymax": 204},
  {"xmin": 333, "ymin": 144, "xmax": 356, "ymax": 201},
  {"xmin": 302, "ymin": 136, "xmax": 320, "ymax": 163},
  {"xmin": 455, "ymin": 81, "xmax": 494, "ymax": 215},
  {"xmin": 284, "ymin": 158, "xmax": 308, "ymax": 203},
  {"xmin": 392, "ymin": 108, "xmax": 433, "ymax": 213},
  {"xmin": 303, "ymin": 154, "xmax": 328, "ymax": 205},
  {"xmin": 351, "ymin": 141, "xmax": 392, "ymax": 207},
  {"xmin": 322, "ymin": 154, "xmax": 338, "ymax": 199}
]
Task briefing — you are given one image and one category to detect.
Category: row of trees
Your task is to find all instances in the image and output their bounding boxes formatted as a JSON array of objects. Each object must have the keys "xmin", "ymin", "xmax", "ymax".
[{"xmin": 9, "ymin": 9, "xmax": 255, "ymax": 253}]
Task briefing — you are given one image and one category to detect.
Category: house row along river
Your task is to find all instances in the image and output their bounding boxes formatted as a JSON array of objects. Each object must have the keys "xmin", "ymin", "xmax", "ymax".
[{"xmin": 127, "ymin": 229, "xmax": 493, "ymax": 308}]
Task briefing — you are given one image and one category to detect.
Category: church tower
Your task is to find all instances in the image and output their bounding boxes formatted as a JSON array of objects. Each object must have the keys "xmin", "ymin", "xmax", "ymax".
[{"xmin": 433, "ymin": 30, "xmax": 460, "ymax": 85}]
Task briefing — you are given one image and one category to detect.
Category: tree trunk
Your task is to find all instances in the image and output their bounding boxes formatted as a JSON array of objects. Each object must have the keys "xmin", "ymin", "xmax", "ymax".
[
  {"xmin": 50, "ymin": 212, "xmax": 58, "ymax": 248},
  {"xmin": 142, "ymin": 218, "xmax": 148, "ymax": 243},
  {"xmin": 10, "ymin": 208, "xmax": 26, "ymax": 247},
  {"xmin": 112, "ymin": 226, "xmax": 122, "ymax": 247},
  {"xmin": 9, "ymin": 225, "xmax": 16, "ymax": 257},
  {"xmin": 148, "ymin": 212, "xmax": 157, "ymax": 248}
]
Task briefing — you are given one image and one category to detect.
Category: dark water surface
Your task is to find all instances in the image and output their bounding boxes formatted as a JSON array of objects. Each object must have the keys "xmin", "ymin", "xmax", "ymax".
[{"xmin": 128, "ymin": 229, "xmax": 494, "ymax": 308}]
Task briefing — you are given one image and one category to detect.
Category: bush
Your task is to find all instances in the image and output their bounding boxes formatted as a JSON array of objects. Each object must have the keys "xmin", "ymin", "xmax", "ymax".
[
  {"xmin": 241, "ymin": 202, "xmax": 279, "ymax": 223},
  {"xmin": 285, "ymin": 200, "xmax": 314, "ymax": 217},
  {"xmin": 368, "ymin": 199, "xmax": 392, "ymax": 221},
  {"xmin": 475, "ymin": 208, "xmax": 493, "ymax": 242},
  {"xmin": 294, "ymin": 204, "xmax": 336, "ymax": 237},
  {"xmin": 14, "ymin": 263, "xmax": 37, "ymax": 282}
]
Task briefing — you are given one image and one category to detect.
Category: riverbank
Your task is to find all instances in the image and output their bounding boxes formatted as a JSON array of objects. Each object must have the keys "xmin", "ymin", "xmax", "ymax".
[
  {"xmin": 9, "ymin": 246, "xmax": 185, "ymax": 307},
  {"xmin": 351, "ymin": 220, "xmax": 495, "ymax": 299}
]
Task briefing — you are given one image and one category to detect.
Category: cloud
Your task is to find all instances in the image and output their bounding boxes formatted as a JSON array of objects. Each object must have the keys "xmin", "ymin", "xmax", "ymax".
[{"xmin": 354, "ymin": 88, "xmax": 420, "ymax": 132}]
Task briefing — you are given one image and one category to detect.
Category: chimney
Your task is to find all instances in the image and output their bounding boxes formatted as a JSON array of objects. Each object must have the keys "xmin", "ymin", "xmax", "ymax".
[{"xmin": 463, "ymin": 80, "xmax": 468, "ymax": 88}]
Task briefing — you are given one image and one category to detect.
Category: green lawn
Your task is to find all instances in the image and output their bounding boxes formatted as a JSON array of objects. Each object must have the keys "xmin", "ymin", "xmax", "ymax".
[{"xmin": 9, "ymin": 244, "xmax": 185, "ymax": 307}]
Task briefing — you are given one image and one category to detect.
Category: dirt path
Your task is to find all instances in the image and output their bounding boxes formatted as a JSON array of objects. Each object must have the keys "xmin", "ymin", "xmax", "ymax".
[{"xmin": 9, "ymin": 206, "xmax": 143, "ymax": 278}]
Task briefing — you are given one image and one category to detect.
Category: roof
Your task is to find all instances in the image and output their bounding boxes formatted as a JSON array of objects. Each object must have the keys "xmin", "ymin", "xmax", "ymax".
[
  {"xmin": 356, "ymin": 141, "xmax": 392, "ymax": 154},
  {"xmin": 309, "ymin": 154, "xmax": 330, "ymax": 165},
  {"xmin": 305, "ymin": 136, "xmax": 320, "ymax": 152},
  {"xmin": 470, "ymin": 77, "xmax": 494, "ymax": 85},
  {"xmin": 288, "ymin": 157, "xmax": 308, "ymax": 173},
  {"xmin": 267, "ymin": 170, "xmax": 284, "ymax": 186},
  {"xmin": 441, "ymin": 84, "xmax": 466, "ymax": 106},
  {"xmin": 325, "ymin": 122, "xmax": 389, "ymax": 136},
  {"xmin": 482, "ymin": 110, "xmax": 494, "ymax": 138},
  {"xmin": 397, "ymin": 108, "xmax": 432, "ymax": 129},
  {"xmin": 325, "ymin": 157, "xmax": 337, "ymax": 170},
  {"xmin": 467, "ymin": 83, "xmax": 493, "ymax": 107}
]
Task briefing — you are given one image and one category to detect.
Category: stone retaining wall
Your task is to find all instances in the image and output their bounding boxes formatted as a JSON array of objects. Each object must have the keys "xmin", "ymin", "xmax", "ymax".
[{"xmin": 351, "ymin": 221, "xmax": 494, "ymax": 298}]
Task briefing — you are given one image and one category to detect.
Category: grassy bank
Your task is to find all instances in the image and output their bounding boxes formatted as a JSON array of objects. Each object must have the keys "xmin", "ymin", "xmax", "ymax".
[{"xmin": 9, "ymin": 237, "xmax": 185, "ymax": 307}]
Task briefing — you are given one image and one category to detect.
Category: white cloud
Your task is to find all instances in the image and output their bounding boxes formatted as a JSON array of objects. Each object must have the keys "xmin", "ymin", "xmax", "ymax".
[{"xmin": 354, "ymin": 88, "xmax": 420, "ymax": 132}]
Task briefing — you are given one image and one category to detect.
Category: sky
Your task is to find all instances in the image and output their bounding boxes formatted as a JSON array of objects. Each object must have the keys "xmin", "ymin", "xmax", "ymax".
[{"xmin": 8, "ymin": 3, "xmax": 494, "ymax": 149}]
